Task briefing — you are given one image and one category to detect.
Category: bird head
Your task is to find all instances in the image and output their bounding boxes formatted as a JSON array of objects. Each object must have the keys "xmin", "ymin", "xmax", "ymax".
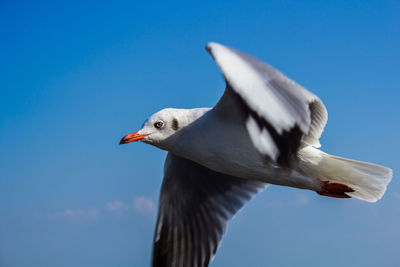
[{"xmin": 119, "ymin": 108, "xmax": 209, "ymax": 150}]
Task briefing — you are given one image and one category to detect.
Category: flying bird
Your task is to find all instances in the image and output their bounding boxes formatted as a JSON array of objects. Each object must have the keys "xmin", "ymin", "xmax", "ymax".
[{"xmin": 120, "ymin": 42, "xmax": 392, "ymax": 267}]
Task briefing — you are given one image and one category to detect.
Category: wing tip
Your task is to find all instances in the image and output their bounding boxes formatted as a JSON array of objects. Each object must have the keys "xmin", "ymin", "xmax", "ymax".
[
  {"xmin": 205, "ymin": 42, "xmax": 225, "ymax": 56},
  {"xmin": 205, "ymin": 41, "xmax": 217, "ymax": 51}
]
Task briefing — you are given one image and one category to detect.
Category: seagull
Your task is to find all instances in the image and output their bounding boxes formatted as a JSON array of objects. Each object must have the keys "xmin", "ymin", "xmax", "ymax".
[{"xmin": 120, "ymin": 42, "xmax": 392, "ymax": 267}]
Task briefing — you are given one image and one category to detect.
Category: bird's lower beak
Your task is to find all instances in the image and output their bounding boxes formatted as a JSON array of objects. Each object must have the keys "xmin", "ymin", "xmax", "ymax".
[{"xmin": 119, "ymin": 131, "xmax": 149, "ymax": 144}]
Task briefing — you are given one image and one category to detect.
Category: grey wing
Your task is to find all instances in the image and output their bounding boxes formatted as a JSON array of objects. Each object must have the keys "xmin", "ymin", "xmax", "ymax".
[
  {"xmin": 206, "ymin": 42, "xmax": 328, "ymax": 166},
  {"xmin": 152, "ymin": 153, "xmax": 268, "ymax": 267}
]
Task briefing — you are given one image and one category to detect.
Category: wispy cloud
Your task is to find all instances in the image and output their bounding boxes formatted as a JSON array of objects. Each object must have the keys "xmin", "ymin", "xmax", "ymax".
[
  {"xmin": 134, "ymin": 196, "xmax": 155, "ymax": 214},
  {"xmin": 87, "ymin": 208, "xmax": 99, "ymax": 219},
  {"xmin": 49, "ymin": 196, "xmax": 156, "ymax": 222},
  {"xmin": 294, "ymin": 193, "xmax": 309, "ymax": 206},
  {"xmin": 49, "ymin": 208, "xmax": 99, "ymax": 222},
  {"xmin": 105, "ymin": 200, "xmax": 128, "ymax": 212}
]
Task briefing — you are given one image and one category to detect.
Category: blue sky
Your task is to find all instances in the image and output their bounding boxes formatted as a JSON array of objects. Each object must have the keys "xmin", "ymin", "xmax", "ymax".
[{"xmin": 1, "ymin": 0, "xmax": 399, "ymax": 266}]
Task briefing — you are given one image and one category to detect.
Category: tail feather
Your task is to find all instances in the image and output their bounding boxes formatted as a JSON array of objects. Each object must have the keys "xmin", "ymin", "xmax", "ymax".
[{"xmin": 298, "ymin": 147, "xmax": 393, "ymax": 202}]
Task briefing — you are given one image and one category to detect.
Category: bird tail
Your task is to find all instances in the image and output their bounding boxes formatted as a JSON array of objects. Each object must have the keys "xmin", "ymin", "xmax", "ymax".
[{"xmin": 298, "ymin": 147, "xmax": 393, "ymax": 202}]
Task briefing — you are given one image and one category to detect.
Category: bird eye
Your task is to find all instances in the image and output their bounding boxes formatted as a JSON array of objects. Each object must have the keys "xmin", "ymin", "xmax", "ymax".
[{"xmin": 154, "ymin": 121, "xmax": 164, "ymax": 129}]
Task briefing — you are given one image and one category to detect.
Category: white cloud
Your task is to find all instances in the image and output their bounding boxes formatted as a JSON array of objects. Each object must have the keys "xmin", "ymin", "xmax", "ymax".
[
  {"xmin": 87, "ymin": 208, "xmax": 100, "ymax": 219},
  {"xmin": 49, "ymin": 196, "xmax": 157, "ymax": 222},
  {"xmin": 294, "ymin": 193, "xmax": 309, "ymax": 206},
  {"xmin": 134, "ymin": 196, "xmax": 155, "ymax": 214},
  {"xmin": 105, "ymin": 200, "xmax": 128, "ymax": 212},
  {"xmin": 49, "ymin": 208, "xmax": 99, "ymax": 222},
  {"xmin": 60, "ymin": 208, "xmax": 84, "ymax": 217}
]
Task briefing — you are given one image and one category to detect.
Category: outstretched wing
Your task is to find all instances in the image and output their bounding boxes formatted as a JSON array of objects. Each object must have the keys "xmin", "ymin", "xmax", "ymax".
[
  {"xmin": 206, "ymin": 42, "xmax": 328, "ymax": 166},
  {"xmin": 152, "ymin": 153, "xmax": 268, "ymax": 267}
]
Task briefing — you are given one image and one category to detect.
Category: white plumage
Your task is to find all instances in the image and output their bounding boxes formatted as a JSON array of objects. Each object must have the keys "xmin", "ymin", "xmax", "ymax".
[{"xmin": 120, "ymin": 42, "xmax": 393, "ymax": 267}]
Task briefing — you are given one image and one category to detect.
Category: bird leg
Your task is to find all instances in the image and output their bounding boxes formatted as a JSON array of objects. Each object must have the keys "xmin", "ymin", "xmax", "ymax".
[{"xmin": 317, "ymin": 181, "xmax": 354, "ymax": 198}]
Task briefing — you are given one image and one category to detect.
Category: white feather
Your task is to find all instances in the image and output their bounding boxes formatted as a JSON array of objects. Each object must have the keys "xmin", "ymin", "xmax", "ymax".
[
  {"xmin": 209, "ymin": 42, "xmax": 297, "ymax": 134},
  {"xmin": 246, "ymin": 117, "xmax": 279, "ymax": 160},
  {"xmin": 207, "ymin": 42, "xmax": 328, "ymax": 157},
  {"xmin": 298, "ymin": 146, "xmax": 392, "ymax": 202}
]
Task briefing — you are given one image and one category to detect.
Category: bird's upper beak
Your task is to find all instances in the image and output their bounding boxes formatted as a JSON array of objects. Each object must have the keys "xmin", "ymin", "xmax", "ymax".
[{"xmin": 119, "ymin": 131, "xmax": 149, "ymax": 144}]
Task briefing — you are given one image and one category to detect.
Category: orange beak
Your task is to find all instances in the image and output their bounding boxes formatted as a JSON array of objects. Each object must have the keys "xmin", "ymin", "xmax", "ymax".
[{"xmin": 119, "ymin": 131, "xmax": 149, "ymax": 144}]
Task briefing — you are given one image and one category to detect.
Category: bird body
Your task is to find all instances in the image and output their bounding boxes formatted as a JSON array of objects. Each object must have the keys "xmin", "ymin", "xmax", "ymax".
[
  {"xmin": 161, "ymin": 106, "xmax": 321, "ymax": 192},
  {"xmin": 120, "ymin": 42, "xmax": 392, "ymax": 267}
]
